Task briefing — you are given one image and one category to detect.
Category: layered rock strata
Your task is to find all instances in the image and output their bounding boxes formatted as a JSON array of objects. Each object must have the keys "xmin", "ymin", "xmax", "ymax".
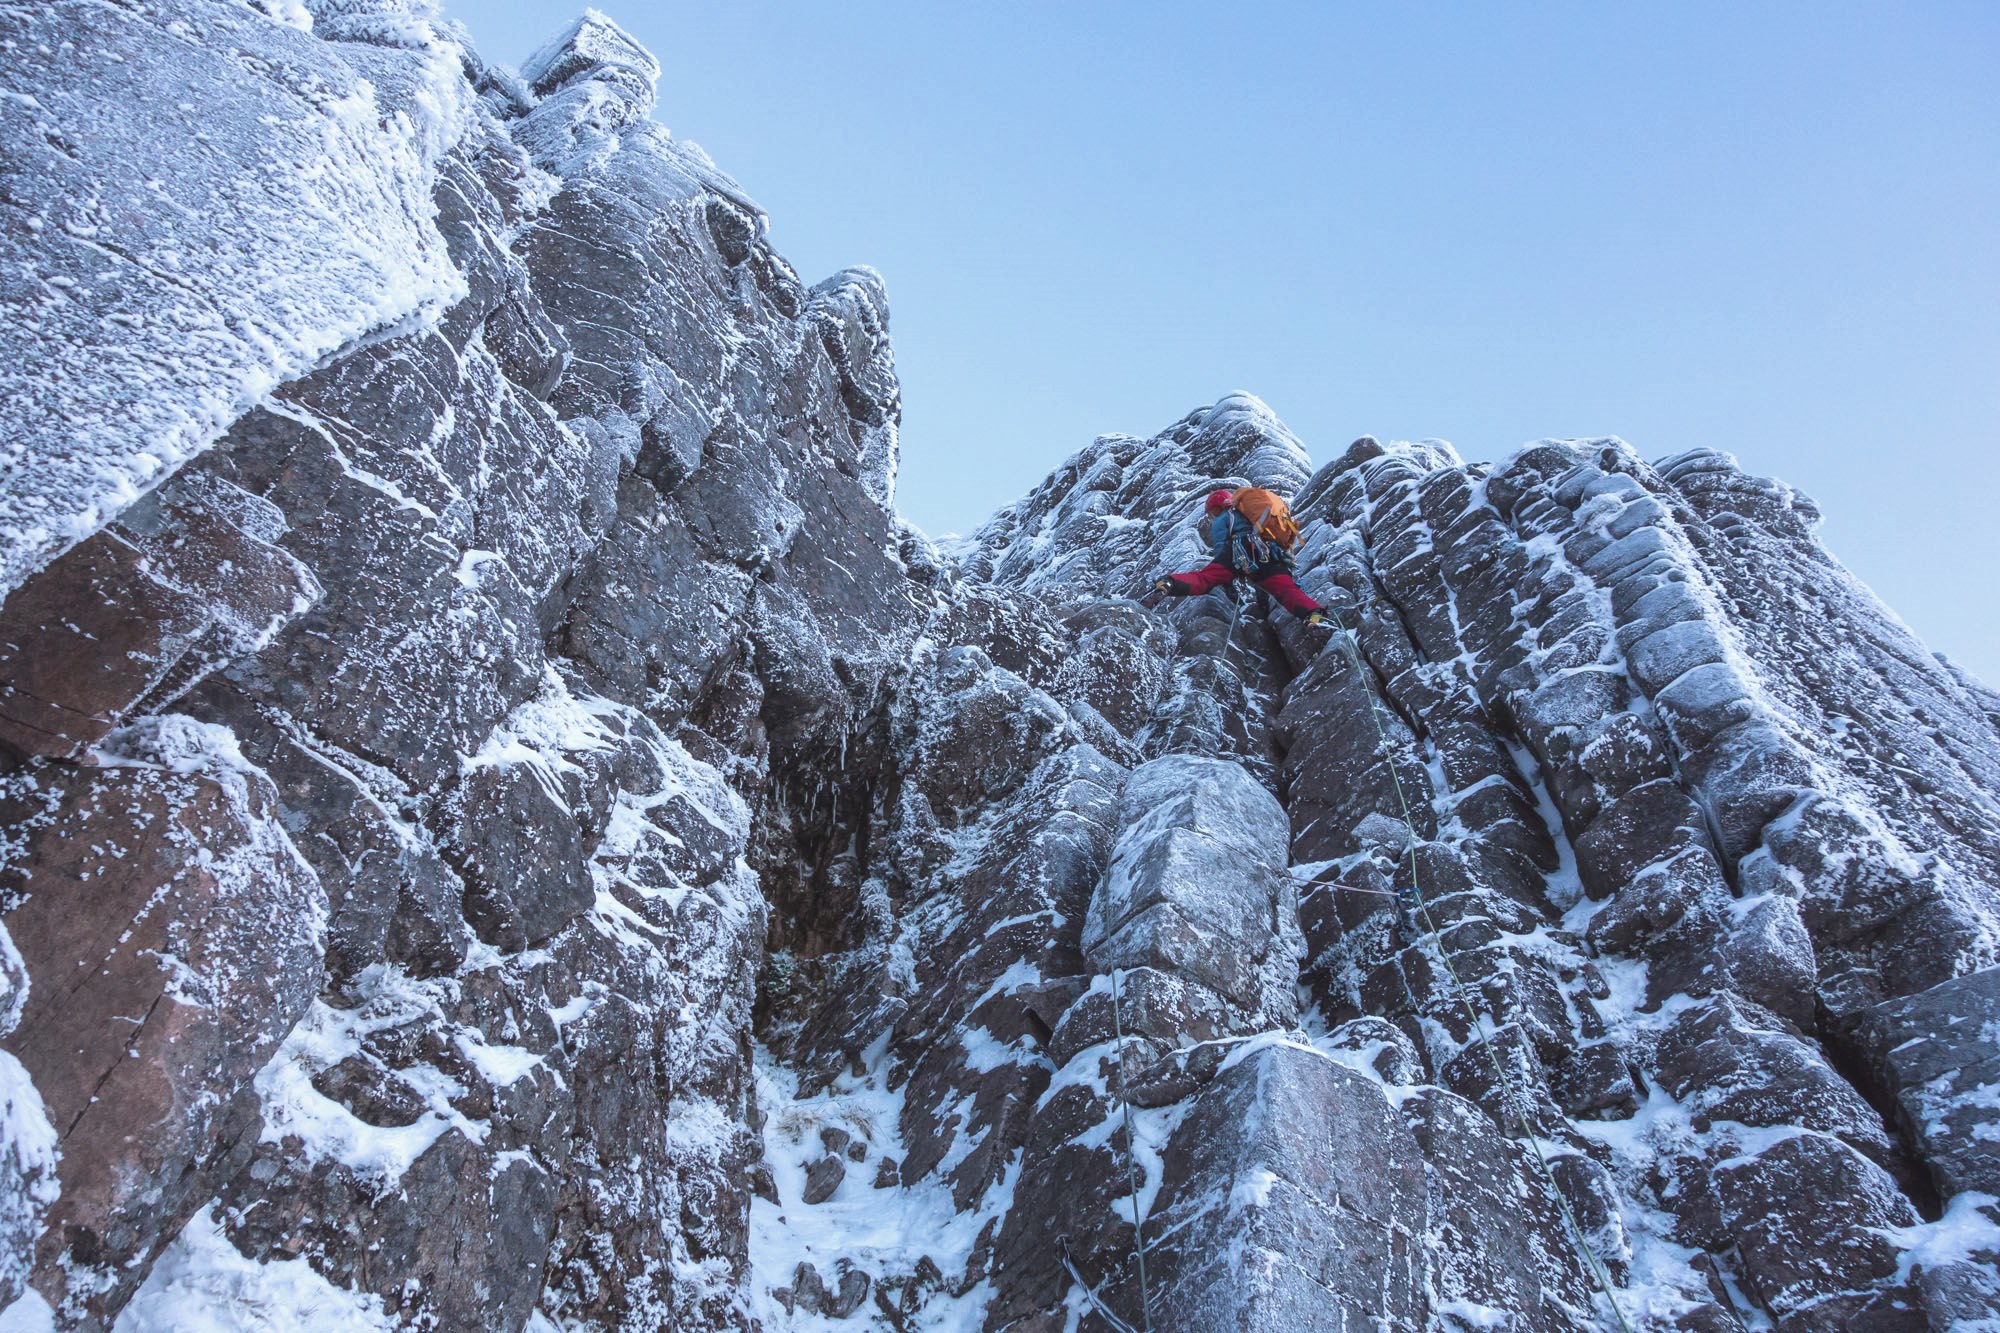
[{"xmin": 1, "ymin": 4, "xmax": 1997, "ymax": 1332}]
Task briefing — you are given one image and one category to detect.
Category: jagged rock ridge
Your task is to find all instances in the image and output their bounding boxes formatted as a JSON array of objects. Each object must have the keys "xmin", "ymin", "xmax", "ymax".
[{"xmin": 1, "ymin": 3, "xmax": 1999, "ymax": 1331}]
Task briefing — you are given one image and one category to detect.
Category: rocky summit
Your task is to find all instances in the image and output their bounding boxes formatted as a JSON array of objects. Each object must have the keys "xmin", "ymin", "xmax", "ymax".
[{"xmin": 2, "ymin": 4, "xmax": 1998, "ymax": 1331}]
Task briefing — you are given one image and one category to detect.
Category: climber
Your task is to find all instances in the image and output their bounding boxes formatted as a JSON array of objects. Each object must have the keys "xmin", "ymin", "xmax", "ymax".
[{"xmin": 1154, "ymin": 488, "xmax": 1326, "ymax": 623}]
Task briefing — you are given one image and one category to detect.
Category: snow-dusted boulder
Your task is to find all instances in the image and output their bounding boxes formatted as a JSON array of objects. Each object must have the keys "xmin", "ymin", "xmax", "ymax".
[
  {"xmin": 1859, "ymin": 965, "xmax": 2000, "ymax": 1202},
  {"xmin": 1084, "ymin": 754, "xmax": 1302, "ymax": 1021},
  {"xmin": 1146, "ymin": 1042, "xmax": 1425, "ymax": 1329},
  {"xmin": 1, "ymin": 719, "xmax": 325, "ymax": 1323}
]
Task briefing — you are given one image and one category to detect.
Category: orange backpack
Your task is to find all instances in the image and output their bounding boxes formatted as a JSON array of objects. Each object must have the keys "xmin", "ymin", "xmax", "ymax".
[{"xmin": 1232, "ymin": 487, "xmax": 1301, "ymax": 551}]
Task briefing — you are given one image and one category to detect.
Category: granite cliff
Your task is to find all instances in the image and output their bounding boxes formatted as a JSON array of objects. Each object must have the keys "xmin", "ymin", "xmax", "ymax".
[{"xmin": 2, "ymin": 4, "xmax": 1998, "ymax": 1330}]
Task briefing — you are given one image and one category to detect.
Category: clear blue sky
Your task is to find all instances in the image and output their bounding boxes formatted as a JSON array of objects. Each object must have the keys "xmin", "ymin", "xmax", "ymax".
[{"xmin": 453, "ymin": 2, "xmax": 1998, "ymax": 681}]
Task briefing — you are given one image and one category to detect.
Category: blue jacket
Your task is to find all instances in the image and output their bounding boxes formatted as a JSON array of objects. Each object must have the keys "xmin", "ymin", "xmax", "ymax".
[{"xmin": 1207, "ymin": 509, "xmax": 1251, "ymax": 561}]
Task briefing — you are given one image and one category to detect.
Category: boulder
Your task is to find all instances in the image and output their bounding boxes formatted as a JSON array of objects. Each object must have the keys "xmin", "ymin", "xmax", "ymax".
[
  {"xmin": 0, "ymin": 476, "xmax": 317, "ymax": 761},
  {"xmin": 1083, "ymin": 756, "xmax": 1301, "ymax": 1022},
  {"xmin": 1145, "ymin": 1044, "xmax": 1425, "ymax": 1330},
  {"xmin": 0, "ymin": 719, "xmax": 324, "ymax": 1322},
  {"xmin": 1655, "ymin": 994, "xmax": 1894, "ymax": 1164},
  {"xmin": 1855, "ymin": 965, "xmax": 2000, "ymax": 1200},
  {"xmin": 1711, "ymin": 1132, "xmax": 1917, "ymax": 1322}
]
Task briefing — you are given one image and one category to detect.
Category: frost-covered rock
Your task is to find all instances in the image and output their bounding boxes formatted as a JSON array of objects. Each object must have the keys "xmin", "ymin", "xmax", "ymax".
[
  {"xmin": 1400, "ymin": 1086, "xmax": 1600, "ymax": 1330},
  {"xmin": 1084, "ymin": 755, "xmax": 1302, "ymax": 1021},
  {"xmin": 1712, "ymin": 1131, "xmax": 1918, "ymax": 1327},
  {"xmin": 0, "ymin": 0, "xmax": 475, "ymax": 597},
  {"xmin": 1, "ymin": 718, "xmax": 325, "ymax": 1323},
  {"xmin": 1859, "ymin": 965, "xmax": 2000, "ymax": 1202},
  {"xmin": 1146, "ymin": 1042, "xmax": 1425, "ymax": 1329},
  {"xmin": 3, "ymin": 3, "xmax": 1999, "ymax": 1329},
  {"xmin": 0, "ymin": 476, "xmax": 320, "ymax": 761}
]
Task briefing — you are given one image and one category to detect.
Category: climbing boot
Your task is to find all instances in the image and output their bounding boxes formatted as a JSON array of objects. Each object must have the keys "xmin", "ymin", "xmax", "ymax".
[
  {"xmin": 1154, "ymin": 576, "xmax": 1187, "ymax": 597},
  {"xmin": 1305, "ymin": 610, "xmax": 1328, "ymax": 627}
]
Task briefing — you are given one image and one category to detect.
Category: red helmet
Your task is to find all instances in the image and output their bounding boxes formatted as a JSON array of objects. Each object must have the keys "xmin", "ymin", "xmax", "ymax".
[{"xmin": 1204, "ymin": 488, "xmax": 1235, "ymax": 515}]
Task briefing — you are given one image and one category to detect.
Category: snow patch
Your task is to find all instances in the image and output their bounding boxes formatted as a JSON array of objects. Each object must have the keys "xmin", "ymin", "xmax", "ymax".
[
  {"xmin": 109, "ymin": 1206, "xmax": 393, "ymax": 1332},
  {"xmin": 251, "ymin": 967, "xmax": 484, "ymax": 1184}
]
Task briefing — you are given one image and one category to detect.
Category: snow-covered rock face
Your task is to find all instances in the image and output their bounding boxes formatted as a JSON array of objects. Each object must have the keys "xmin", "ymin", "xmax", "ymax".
[
  {"xmin": 2, "ymin": 5, "xmax": 1999, "ymax": 1332},
  {"xmin": 0, "ymin": 0, "xmax": 475, "ymax": 599}
]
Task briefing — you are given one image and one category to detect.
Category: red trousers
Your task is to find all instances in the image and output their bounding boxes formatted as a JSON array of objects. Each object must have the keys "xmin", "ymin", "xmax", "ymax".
[{"xmin": 1166, "ymin": 562, "xmax": 1322, "ymax": 617}]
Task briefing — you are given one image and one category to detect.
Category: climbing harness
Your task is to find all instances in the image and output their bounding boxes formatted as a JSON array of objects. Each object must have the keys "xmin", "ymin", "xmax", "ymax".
[
  {"xmin": 1109, "ymin": 967, "xmax": 1157, "ymax": 1331},
  {"xmin": 1323, "ymin": 606, "xmax": 1637, "ymax": 1333}
]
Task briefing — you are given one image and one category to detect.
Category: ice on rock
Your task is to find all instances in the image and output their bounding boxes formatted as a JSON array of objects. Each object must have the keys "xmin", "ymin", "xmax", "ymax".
[
  {"xmin": 511, "ymin": 8, "xmax": 661, "ymax": 174},
  {"xmin": 305, "ymin": 0, "xmax": 448, "ymax": 46},
  {"xmin": 1084, "ymin": 755, "xmax": 1303, "ymax": 1020},
  {"xmin": 519, "ymin": 7, "xmax": 660, "ymax": 100},
  {"xmin": 807, "ymin": 267, "xmax": 901, "ymax": 506},
  {"xmin": 2, "ymin": 2, "xmax": 1999, "ymax": 1329},
  {"xmin": 1145, "ymin": 1042, "xmax": 1426, "ymax": 1329},
  {"xmin": 0, "ymin": 0, "xmax": 475, "ymax": 597},
  {"xmin": 1860, "ymin": 965, "xmax": 2000, "ymax": 1201}
]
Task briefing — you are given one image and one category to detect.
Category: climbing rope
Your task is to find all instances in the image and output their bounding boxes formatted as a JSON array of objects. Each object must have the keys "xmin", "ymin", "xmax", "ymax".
[
  {"xmin": 1053, "ymin": 969, "xmax": 1157, "ymax": 1331},
  {"xmin": 1323, "ymin": 606, "xmax": 1637, "ymax": 1333},
  {"xmin": 1109, "ymin": 967, "xmax": 1157, "ymax": 1331},
  {"xmin": 1219, "ymin": 581, "xmax": 1249, "ymax": 666},
  {"xmin": 1058, "ymin": 1236, "xmax": 1145, "ymax": 1333}
]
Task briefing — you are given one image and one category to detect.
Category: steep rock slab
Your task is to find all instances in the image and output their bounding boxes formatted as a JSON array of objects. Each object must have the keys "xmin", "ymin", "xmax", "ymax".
[
  {"xmin": 1, "ymin": 0, "xmax": 1998, "ymax": 1323},
  {"xmin": 989, "ymin": 754, "xmax": 1308, "ymax": 1328},
  {"xmin": 894, "ymin": 744, "xmax": 1122, "ymax": 1198},
  {"xmin": 1293, "ymin": 438, "xmax": 1993, "ymax": 1262},
  {"xmin": 515, "ymin": 37, "xmax": 915, "ymax": 752},
  {"xmin": 1471, "ymin": 442, "xmax": 1998, "ymax": 1033},
  {"xmin": 1400, "ymin": 1088, "xmax": 1600, "ymax": 1332},
  {"xmin": 1858, "ymin": 965, "xmax": 2000, "ymax": 1203},
  {"xmin": 1082, "ymin": 755, "xmax": 1303, "ymax": 1021},
  {"xmin": 182, "ymin": 112, "xmax": 592, "ymax": 796},
  {"xmin": 0, "ymin": 0, "xmax": 474, "ymax": 595},
  {"xmin": 0, "ymin": 476, "xmax": 319, "ymax": 761},
  {"xmin": 0, "ymin": 718, "xmax": 324, "ymax": 1325},
  {"xmin": 1659, "ymin": 449, "xmax": 2000, "ymax": 899},
  {"xmin": 1145, "ymin": 1043, "xmax": 1425, "ymax": 1331}
]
